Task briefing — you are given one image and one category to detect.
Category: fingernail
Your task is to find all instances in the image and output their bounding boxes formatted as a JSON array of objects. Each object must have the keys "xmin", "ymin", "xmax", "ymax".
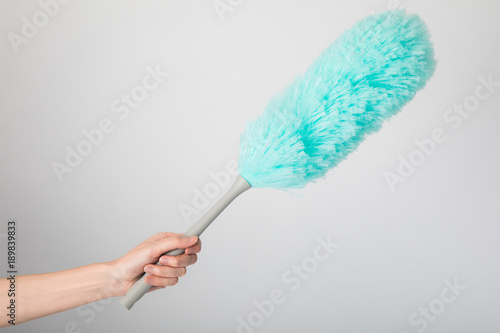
[
  {"xmin": 187, "ymin": 236, "xmax": 197, "ymax": 242},
  {"xmin": 160, "ymin": 257, "xmax": 169, "ymax": 265},
  {"xmin": 144, "ymin": 265, "xmax": 154, "ymax": 274}
]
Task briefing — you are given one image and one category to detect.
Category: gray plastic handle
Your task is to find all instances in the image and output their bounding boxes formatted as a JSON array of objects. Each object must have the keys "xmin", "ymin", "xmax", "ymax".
[{"xmin": 119, "ymin": 175, "xmax": 251, "ymax": 310}]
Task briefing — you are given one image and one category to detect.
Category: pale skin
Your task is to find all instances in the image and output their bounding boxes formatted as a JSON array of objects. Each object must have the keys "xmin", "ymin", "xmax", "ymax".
[{"xmin": 0, "ymin": 232, "xmax": 201, "ymax": 327}]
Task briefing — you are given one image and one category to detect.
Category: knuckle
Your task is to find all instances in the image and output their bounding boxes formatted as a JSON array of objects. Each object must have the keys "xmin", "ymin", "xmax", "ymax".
[
  {"xmin": 169, "ymin": 257, "xmax": 181, "ymax": 267},
  {"xmin": 151, "ymin": 232, "xmax": 168, "ymax": 242},
  {"xmin": 170, "ymin": 277, "xmax": 179, "ymax": 286},
  {"xmin": 147, "ymin": 247, "xmax": 159, "ymax": 260},
  {"xmin": 148, "ymin": 276, "xmax": 158, "ymax": 286},
  {"xmin": 173, "ymin": 235, "xmax": 184, "ymax": 244}
]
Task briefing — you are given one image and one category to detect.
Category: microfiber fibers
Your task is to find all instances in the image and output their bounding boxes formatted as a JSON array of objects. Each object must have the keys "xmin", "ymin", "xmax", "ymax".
[{"xmin": 238, "ymin": 9, "xmax": 436, "ymax": 189}]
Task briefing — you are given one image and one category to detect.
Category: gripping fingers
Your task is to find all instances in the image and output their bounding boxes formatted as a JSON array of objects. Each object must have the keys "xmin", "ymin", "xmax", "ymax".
[
  {"xmin": 159, "ymin": 253, "xmax": 198, "ymax": 267},
  {"xmin": 145, "ymin": 275, "xmax": 179, "ymax": 288},
  {"xmin": 144, "ymin": 264, "xmax": 186, "ymax": 278},
  {"xmin": 185, "ymin": 239, "xmax": 202, "ymax": 255}
]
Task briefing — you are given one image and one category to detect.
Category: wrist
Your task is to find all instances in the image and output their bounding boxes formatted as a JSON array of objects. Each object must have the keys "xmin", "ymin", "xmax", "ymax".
[{"xmin": 96, "ymin": 261, "xmax": 124, "ymax": 299}]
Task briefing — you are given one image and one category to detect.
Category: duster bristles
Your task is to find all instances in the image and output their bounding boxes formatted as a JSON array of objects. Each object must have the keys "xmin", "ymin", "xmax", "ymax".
[{"xmin": 238, "ymin": 10, "xmax": 436, "ymax": 189}]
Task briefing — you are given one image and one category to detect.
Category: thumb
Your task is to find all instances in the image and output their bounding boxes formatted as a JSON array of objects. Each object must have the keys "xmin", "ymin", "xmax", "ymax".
[{"xmin": 149, "ymin": 235, "xmax": 198, "ymax": 259}]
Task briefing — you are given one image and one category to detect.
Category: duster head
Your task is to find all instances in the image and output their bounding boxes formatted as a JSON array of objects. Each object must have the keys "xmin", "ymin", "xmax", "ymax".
[{"xmin": 238, "ymin": 10, "xmax": 436, "ymax": 189}]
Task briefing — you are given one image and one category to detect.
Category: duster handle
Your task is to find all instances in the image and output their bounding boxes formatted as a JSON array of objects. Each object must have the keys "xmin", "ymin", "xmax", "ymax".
[{"xmin": 119, "ymin": 175, "xmax": 251, "ymax": 310}]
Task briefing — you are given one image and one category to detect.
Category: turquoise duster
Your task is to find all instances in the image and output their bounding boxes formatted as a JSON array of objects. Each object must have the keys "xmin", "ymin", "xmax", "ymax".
[{"xmin": 239, "ymin": 10, "xmax": 436, "ymax": 189}]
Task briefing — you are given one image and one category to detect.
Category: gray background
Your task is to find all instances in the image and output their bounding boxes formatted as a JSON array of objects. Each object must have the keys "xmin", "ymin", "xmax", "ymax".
[{"xmin": 1, "ymin": 0, "xmax": 499, "ymax": 332}]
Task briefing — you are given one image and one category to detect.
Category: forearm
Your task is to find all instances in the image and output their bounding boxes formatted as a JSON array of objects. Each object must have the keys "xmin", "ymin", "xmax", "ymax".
[
  {"xmin": 1, "ymin": 262, "xmax": 115, "ymax": 327},
  {"xmin": 0, "ymin": 233, "xmax": 201, "ymax": 327}
]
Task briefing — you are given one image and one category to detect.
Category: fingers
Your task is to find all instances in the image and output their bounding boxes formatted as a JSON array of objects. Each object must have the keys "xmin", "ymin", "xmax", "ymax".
[
  {"xmin": 145, "ymin": 275, "xmax": 179, "ymax": 288},
  {"xmin": 159, "ymin": 252, "xmax": 198, "ymax": 267},
  {"xmin": 143, "ymin": 258, "xmax": 192, "ymax": 288},
  {"xmin": 141, "ymin": 233, "xmax": 202, "ymax": 290},
  {"xmin": 185, "ymin": 239, "xmax": 202, "ymax": 255},
  {"xmin": 148, "ymin": 285, "xmax": 170, "ymax": 292},
  {"xmin": 144, "ymin": 264, "xmax": 187, "ymax": 278},
  {"xmin": 144, "ymin": 251, "xmax": 198, "ymax": 284},
  {"xmin": 147, "ymin": 235, "xmax": 198, "ymax": 260}
]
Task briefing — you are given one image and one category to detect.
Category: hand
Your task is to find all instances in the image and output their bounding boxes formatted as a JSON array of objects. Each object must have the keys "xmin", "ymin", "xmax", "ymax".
[
  {"xmin": 0, "ymin": 232, "xmax": 202, "ymax": 326},
  {"xmin": 108, "ymin": 232, "xmax": 202, "ymax": 296}
]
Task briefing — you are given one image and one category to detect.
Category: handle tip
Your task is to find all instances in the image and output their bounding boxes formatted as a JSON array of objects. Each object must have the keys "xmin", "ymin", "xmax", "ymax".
[{"xmin": 119, "ymin": 295, "xmax": 135, "ymax": 310}]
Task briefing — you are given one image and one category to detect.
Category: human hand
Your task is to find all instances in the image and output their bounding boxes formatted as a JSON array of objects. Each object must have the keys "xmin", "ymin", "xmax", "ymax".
[{"xmin": 108, "ymin": 232, "xmax": 202, "ymax": 296}]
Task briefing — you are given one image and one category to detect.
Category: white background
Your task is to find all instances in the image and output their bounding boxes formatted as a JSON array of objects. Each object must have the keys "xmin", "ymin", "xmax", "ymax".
[{"xmin": 1, "ymin": 0, "xmax": 499, "ymax": 332}]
